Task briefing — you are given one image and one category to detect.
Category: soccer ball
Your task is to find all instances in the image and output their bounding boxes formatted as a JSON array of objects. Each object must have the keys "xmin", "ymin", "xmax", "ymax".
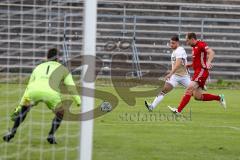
[{"xmin": 100, "ymin": 101, "xmax": 112, "ymax": 112}]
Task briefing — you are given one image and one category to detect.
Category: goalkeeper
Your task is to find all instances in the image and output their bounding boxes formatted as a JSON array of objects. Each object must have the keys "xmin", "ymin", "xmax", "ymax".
[{"xmin": 3, "ymin": 48, "xmax": 81, "ymax": 144}]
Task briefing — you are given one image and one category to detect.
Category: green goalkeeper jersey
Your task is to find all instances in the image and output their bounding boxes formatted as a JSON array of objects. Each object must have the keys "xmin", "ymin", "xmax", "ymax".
[{"xmin": 20, "ymin": 61, "xmax": 81, "ymax": 109}]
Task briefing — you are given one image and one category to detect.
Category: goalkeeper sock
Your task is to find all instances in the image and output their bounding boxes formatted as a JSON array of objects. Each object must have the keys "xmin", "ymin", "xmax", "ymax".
[
  {"xmin": 11, "ymin": 106, "xmax": 30, "ymax": 134},
  {"xmin": 48, "ymin": 116, "xmax": 63, "ymax": 136}
]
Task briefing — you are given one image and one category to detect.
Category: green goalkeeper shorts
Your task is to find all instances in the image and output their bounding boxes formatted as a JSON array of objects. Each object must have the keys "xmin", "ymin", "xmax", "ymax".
[
  {"xmin": 11, "ymin": 82, "xmax": 79, "ymax": 121},
  {"xmin": 11, "ymin": 86, "xmax": 62, "ymax": 121},
  {"xmin": 19, "ymin": 83, "xmax": 62, "ymax": 110}
]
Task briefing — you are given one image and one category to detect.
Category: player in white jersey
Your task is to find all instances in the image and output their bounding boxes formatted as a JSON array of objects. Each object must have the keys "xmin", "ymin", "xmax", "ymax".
[{"xmin": 145, "ymin": 35, "xmax": 191, "ymax": 111}]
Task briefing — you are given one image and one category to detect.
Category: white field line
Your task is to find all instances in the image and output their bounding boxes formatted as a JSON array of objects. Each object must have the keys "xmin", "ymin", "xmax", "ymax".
[{"xmin": 205, "ymin": 125, "xmax": 240, "ymax": 131}]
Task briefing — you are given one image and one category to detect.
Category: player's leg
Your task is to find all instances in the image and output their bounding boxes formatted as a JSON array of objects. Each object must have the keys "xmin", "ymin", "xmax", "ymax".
[
  {"xmin": 145, "ymin": 82, "xmax": 173, "ymax": 111},
  {"xmin": 193, "ymin": 72, "xmax": 226, "ymax": 109},
  {"xmin": 3, "ymin": 89, "xmax": 33, "ymax": 142},
  {"xmin": 177, "ymin": 81, "xmax": 198, "ymax": 112},
  {"xmin": 3, "ymin": 105, "xmax": 31, "ymax": 142},
  {"xmin": 192, "ymin": 85, "xmax": 226, "ymax": 109},
  {"xmin": 168, "ymin": 81, "xmax": 198, "ymax": 114},
  {"xmin": 47, "ymin": 109, "xmax": 64, "ymax": 144},
  {"xmin": 145, "ymin": 75, "xmax": 177, "ymax": 111},
  {"xmin": 45, "ymin": 94, "xmax": 64, "ymax": 144},
  {"xmin": 192, "ymin": 87, "xmax": 204, "ymax": 101},
  {"xmin": 193, "ymin": 88, "xmax": 221, "ymax": 102},
  {"xmin": 169, "ymin": 69, "xmax": 207, "ymax": 113},
  {"xmin": 179, "ymin": 75, "xmax": 191, "ymax": 88},
  {"xmin": 192, "ymin": 87, "xmax": 220, "ymax": 102}
]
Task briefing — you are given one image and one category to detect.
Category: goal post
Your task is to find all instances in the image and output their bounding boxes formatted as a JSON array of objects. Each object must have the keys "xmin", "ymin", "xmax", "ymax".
[{"xmin": 79, "ymin": 0, "xmax": 97, "ymax": 160}]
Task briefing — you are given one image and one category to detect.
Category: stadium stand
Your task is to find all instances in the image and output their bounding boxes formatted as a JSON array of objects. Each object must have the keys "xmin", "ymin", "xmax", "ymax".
[{"xmin": 0, "ymin": 0, "xmax": 240, "ymax": 81}]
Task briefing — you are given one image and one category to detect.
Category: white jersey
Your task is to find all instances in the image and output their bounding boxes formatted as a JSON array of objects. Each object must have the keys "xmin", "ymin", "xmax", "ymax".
[
  {"xmin": 167, "ymin": 46, "xmax": 190, "ymax": 88},
  {"xmin": 171, "ymin": 46, "xmax": 188, "ymax": 76}
]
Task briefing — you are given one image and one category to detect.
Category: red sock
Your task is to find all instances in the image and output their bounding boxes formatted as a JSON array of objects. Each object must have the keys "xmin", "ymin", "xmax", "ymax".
[
  {"xmin": 202, "ymin": 94, "xmax": 220, "ymax": 101},
  {"xmin": 177, "ymin": 94, "xmax": 191, "ymax": 113}
]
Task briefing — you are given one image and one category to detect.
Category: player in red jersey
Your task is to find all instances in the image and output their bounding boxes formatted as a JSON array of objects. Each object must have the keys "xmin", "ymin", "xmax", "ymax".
[{"xmin": 168, "ymin": 32, "xmax": 226, "ymax": 114}]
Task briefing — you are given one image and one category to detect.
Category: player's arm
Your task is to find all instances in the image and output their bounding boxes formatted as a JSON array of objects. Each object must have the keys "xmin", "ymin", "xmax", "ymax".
[
  {"xmin": 164, "ymin": 58, "xmax": 182, "ymax": 80},
  {"xmin": 201, "ymin": 42, "xmax": 214, "ymax": 69},
  {"xmin": 206, "ymin": 48, "xmax": 215, "ymax": 69},
  {"xmin": 63, "ymin": 73, "xmax": 81, "ymax": 106}
]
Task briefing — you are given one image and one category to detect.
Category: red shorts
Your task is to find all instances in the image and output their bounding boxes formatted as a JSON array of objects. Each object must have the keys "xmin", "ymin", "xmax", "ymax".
[{"xmin": 192, "ymin": 68, "xmax": 209, "ymax": 88}]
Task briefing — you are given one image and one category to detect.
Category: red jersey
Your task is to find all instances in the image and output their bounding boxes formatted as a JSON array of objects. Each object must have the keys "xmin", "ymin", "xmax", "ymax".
[{"xmin": 191, "ymin": 41, "xmax": 209, "ymax": 71}]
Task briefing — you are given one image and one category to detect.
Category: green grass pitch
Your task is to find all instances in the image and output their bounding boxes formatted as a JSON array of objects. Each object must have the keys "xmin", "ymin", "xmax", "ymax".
[{"xmin": 0, "ymin": 84, "xmax": 240, "ymax": 160}]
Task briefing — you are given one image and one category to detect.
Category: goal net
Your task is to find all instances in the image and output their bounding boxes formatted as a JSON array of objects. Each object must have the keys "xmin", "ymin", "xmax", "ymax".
[{"xmin": 0, "ymin": 0, "xmax": 87, "ymax": 159}]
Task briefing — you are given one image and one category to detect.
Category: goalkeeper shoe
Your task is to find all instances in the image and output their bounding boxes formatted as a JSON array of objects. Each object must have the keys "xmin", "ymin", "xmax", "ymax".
[
  {"xmin": 47, "ymin": 135, "xmax": 57, "ymax": 144},
  {"xmin": 3, "ymin": 132, "xmax": 15, "ymax": 142}
]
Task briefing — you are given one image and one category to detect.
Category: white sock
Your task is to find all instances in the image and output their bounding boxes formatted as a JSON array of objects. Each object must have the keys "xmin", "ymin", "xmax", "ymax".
[{"xmin": 151, "ymin": 93, "xmax": 165, "ymax": 109}]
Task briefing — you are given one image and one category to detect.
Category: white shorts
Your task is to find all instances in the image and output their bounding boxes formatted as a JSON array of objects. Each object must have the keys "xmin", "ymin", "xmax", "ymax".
[{"xmin": 166, "ymin": 74, "xmax": 191, "ymax": 88}]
